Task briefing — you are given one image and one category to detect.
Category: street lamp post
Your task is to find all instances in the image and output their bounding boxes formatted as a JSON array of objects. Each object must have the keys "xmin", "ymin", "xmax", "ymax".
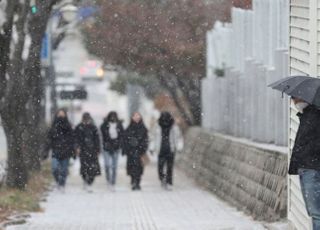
[{"xmin": 46, "ymin": 3, "xmax": 78, "ymax": 119}]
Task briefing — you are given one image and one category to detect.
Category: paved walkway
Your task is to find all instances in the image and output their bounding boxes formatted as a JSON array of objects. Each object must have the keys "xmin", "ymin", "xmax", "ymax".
[{"xmin": 7, "ymin": 157, "xmax": 266, "ymax": 230}]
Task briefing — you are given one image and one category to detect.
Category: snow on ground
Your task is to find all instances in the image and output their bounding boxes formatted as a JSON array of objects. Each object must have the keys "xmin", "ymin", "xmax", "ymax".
[{"xmin": 6, "ymin": 157, "xmax": 267, "ymax": 230}]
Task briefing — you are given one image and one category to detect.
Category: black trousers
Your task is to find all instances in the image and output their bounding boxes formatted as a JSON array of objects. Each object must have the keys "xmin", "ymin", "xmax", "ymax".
[
  {"xmin": 131, "ymin": 175, "xmax": 141, "ymax": 187},
  {"xmin": 158, "ymin": 154, "xmax": 175, "ymax": 185}
]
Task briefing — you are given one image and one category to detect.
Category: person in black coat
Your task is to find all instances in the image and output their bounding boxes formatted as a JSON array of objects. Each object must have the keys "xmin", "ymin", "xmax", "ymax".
[
  {"xmin": 289, "ymin": 97, "xmax": 320, "ymax": 229},
  {"xmin": 47, "ymin": 109, "xmax": 75, "ymax": 191},
  {"xmin": 100, "ymin": 111, "xmax": 124, "ymax": 187},
  {"xmin": 123, "ymin": 112, "xmax": 148, "ymax": 190},
  {"xmin": 75, "ymin": 113, "xmax": 101, "ymax": 192}
]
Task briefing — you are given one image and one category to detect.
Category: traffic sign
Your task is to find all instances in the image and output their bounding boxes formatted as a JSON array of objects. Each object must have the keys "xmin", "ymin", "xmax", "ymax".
[
  {"xmin": 41, "ymin": 33, "xmax": 50, "ymax": 67},
  {"xmin": 60, "ymin": 89, "xmax": 87, "ymax": 100}
]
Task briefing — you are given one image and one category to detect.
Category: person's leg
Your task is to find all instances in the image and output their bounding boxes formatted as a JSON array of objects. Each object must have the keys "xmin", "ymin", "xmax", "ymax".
[
  {"xmin": 87, "ymin": 175, "xmax": 95, "ymax": 185},
  {"xmin": 82, "ymin": 174, "xmax": 87, "ymax": 183},
  {"xmin": 56, "ymin": 159, "xmax": 64, "ymax": 186},
  {"xmin": 298, "ymin": 169, "xmax": 320, "ymax": 229},
  {"xmin": 51, "ymin": 158, "xmax": 60, "ymax": 185},
  {"xmin": 103, "ymin": 151, "xmax": 112, "ymax": 184},
  {"xmin": 166, "ymin": 154, "xmax": 175, "ymax": 185},
  {"xmin": 132, "ymin": 176, "xmax": 137, "ymax": 190},
  {"xmin": 136, "ymin": 176, "xmax": 141, "ymax": 190},
  {"xmin": 158, "ymin": 155, "xmax": 166, "ymax": 183},
  {"xmin": 60, "ymin": 158, "xmax": 69, "ymax": 187},
  {"xmin": 111, "ymin": 151, "xmax": 119, "ymax": 185}
]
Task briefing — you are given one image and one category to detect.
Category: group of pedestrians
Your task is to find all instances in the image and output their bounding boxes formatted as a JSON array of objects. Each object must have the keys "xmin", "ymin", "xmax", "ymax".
[{"xmin": 45, "ymin": 109, "xmax": 183, "ymax": 192}]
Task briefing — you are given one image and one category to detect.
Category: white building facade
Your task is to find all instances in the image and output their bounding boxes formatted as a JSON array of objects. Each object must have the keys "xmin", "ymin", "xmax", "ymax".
[{"xmin": 288, "ymin": 0, "xmax": 320, "ymax": 229}]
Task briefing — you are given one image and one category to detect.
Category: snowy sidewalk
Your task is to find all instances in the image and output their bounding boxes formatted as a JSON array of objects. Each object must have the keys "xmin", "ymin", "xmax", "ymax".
[{"xmin": 7, "ymin": 157, "xmax": 266, "ymax": 230}]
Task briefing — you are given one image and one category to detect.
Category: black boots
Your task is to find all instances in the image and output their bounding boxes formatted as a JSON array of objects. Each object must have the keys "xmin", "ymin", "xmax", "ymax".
[{"xmin": 132, "ymin": 177, "xmax": 141, "ymax": 191}]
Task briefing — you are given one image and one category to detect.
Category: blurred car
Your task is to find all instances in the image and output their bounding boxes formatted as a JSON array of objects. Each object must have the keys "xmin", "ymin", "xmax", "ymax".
[
  {"xmin": 79, "ymin": 60, "xmax": 105, "ymax": 81},
  {"xmin": 56, "ymin": 72, "xmax": 85, "ymax": 111}
]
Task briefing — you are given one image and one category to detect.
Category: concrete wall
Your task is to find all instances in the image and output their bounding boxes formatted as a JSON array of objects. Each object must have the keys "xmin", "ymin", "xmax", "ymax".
[{"xmin": 177, "ymin": 127, "xmax": 287, "ymax": 222}]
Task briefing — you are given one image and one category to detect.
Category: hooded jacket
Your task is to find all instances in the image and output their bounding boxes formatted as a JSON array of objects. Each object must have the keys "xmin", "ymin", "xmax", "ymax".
[{"xmin": 149, "ymin": 113, "xmax": 184, "ymax": 154}]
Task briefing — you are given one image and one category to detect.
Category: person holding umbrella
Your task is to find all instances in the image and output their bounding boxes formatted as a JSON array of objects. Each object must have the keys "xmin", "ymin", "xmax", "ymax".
[{"xmin": 269, "ymin": 76, "xmax": 320, "ymax": 229}]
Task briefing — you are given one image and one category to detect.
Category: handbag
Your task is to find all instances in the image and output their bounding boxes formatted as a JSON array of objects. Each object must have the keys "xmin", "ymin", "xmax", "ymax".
[{"xmin": 141, "ymin": 153, "xmax": 150, "ymax": 166}]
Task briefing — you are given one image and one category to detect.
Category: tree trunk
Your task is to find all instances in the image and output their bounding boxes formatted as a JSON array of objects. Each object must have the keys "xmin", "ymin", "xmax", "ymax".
[
  {"xmin": 2, "ymin": 115, "xmax": 28, "ymax": 189},
  {"xmin": 177, "ymin": 76, "xmax": 202, "ymax": 125},
  {"xmin": 0, "ymin": 0, "xmax": 60, "ymax": 187},
  {"xmin": 158, "ymin": 71, "xmax": 196, "ymax": 125},
  {"xmin": 23, "ymin": 2, "xmax": 53, "ymax": 171}
]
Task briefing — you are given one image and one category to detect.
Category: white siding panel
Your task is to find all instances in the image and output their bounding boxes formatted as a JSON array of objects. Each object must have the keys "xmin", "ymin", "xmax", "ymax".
[
  {"xmin": 290, "ymin": 47, "xmax": 309, "ymax": 63},
  {"xmin": 291, "ymin": 0, "xmax": 309, "ymax": 7},
  {"xmin": 290, "ymin": 28, "xmax": 309, "ymax": 42},
  {"xmin": 290, "ymin": 58, "xmax": 310, "ymax": 73},
  {"xmin": 290, "ymin": 36, "xmax": 309, "ymax": 47},
  {"xmin": 291, "ymin": 16, "xmax": 309, "ymax": 28},
  {"xmin": 290, "ymin": 6, "xmax": 309, "ymax": 18},
  {"xmin": 289, "ymin": 0, "xmax": 315, "ymax": 229}
]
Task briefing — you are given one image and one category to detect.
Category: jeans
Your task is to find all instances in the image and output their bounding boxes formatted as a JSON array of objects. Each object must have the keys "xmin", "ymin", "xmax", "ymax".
[
  {"xmin": 103, "ymin": 150, "xmax": 119, "ymax": 185},
  {"xmin": 52, "ymin": 157, "xmax": 69, "ymax": 187},
  {"xmin": 158, "ymin": 154, "xmax": 175, "ymax": 185},
  {"xmin": 298, "ymin": 168, "xmax": 320, "ymax": 230}
]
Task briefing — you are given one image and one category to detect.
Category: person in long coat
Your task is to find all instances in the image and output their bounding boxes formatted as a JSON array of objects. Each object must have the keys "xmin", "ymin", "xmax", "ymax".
[
  {"xmin": 47, "ymin": 109, "xmax": 75, "ymax": 191},
  {"xmin": 289, "ymin": 97, "xmax": 320, "ymax": 229},
  {"xmin": 123, "ymin": 112, "xmax": 148, "ymax": 190},
  {"xmin": 100, "ymin": 111, "xmax": 124, "ymax": 187},
  {"xmin": 75, "ymin": 112, "xmax": 101, "ymax": 192},
  {"xmin": 150, "ymin": 112, "xmax": 184, "ymax": 190}
]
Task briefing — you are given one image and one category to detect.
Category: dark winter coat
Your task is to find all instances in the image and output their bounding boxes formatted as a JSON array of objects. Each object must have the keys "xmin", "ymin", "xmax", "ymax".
[
  {"xmin": 158, "ymin": 112, "xmax": 174, "ymax": 155},
  {"xmin": 47, "ymin": 118, "xmax": 75, "ymax": 160},
  {"xmin": 123, "ymin": 121, "xmax": 148, "ymax": 177},
  {"xmin": 75, "ymin": 123, "xmax": 101, "ymax": 177},
  {"xmin": 100, "ymin": 121, "xmax": 124, "ymax": 152},
  {"xmin": 289, "ymin": 106, "xmax": 320, "ymax": 175}
]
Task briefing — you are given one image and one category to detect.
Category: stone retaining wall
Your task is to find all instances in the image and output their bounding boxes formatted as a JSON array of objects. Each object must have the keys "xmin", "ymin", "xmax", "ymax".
[{"xmin": 177, "ymin": 127, "xmax": 287, "ymax": 222}]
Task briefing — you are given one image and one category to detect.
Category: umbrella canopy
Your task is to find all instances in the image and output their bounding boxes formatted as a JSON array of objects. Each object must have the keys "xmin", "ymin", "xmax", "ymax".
[{"xmin": 268, "ymin": 75, "xmax": 320, "ymax": 107}]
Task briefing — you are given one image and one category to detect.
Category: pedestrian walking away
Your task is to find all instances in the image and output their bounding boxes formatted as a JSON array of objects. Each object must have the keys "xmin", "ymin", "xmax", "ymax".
[
  {"xmin": 123, "ymin": 112, "xmax": 149, "ymax": 191},
  {"xmin": 150, "ymin": 112, "xmax": 184, "ymax": 190},
  {"xmin": 75, "ymin": 112, "xmax": 101, "ymax": 192},
  {"xmin": 46, "ymin": 109, "xmax": 75, "ymax": 192},
  {"xmin": 100, "ymin": 111, "xmax": 124, "ymax": 188}
]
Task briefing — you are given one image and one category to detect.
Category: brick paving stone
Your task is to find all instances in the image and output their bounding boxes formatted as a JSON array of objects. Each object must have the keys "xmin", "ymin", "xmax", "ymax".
[{"xmin": 7, "ymin": 157, "xmax": 266, "ymax": 230}]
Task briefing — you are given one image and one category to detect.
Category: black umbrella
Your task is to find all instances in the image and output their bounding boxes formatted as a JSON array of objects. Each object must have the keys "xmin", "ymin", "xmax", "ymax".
[{"xmin": 268, "ymin": 75, "xmax": 320, "ymax": 107}]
